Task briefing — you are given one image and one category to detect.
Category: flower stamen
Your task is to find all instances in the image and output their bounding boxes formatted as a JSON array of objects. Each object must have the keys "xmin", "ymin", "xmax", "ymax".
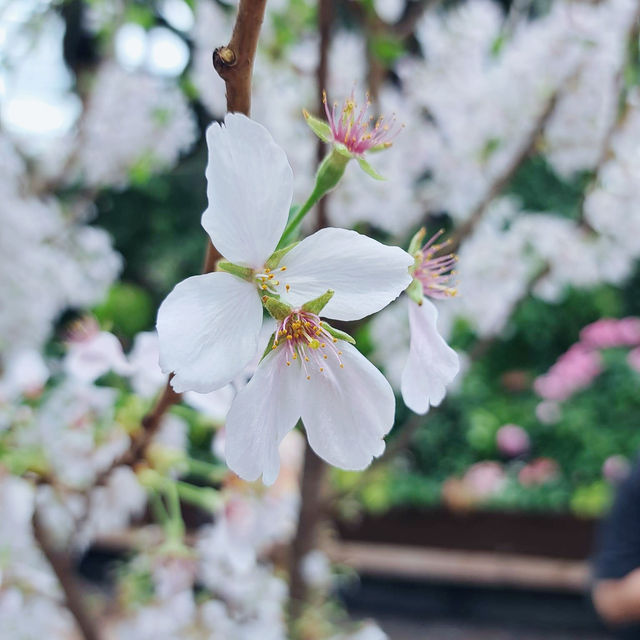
[
  {"xmin": 272, "ymin": 310, "xmax": 344, "ymax": 377},
  {"xmin": 414, "ymin": 229, "xmax": 458, "ymax": 299}
]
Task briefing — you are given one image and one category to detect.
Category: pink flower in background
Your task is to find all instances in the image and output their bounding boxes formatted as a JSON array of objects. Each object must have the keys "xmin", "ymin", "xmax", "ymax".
[
  {"xmin": 533, "ymin": 343, "xmax": 602, "ymax": 402},
  {"xmin": 580, "ymin": 317, "xmax": 640, "ymax": 349},
  {"xmin": 518, "ymin": 457, "xmax": 559, "ymax": 487},
  {"xmin": 496, "ymin": 424, "xmax": 530, "ymax": 458},
  {"xmin": 463, "ymin": 461, "xmax": 506, "ymax": 498},
  {"xmin": 602, "ymin": 455, "xmax": 631, "ymax": 484},
  {"xmin": 628, "ymin": 347, "xmax": 640, "ymax": 373}
]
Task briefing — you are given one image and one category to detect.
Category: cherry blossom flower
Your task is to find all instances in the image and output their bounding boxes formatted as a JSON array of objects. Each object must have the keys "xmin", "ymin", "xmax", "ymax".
[
  {"xmin": 224, "ymin": 304, "xmax": 398, "ymax": 484},
  {"xmin": 303, "ymin": 90, "xmax": 401, "ymax": 182},
  {"xmin": 157, "ymin": 113, "xmax": 412, "ymax": 394},
  {"xmin": 64, "ymin": 317, "xmax": 131, "ymax": 383},
  {"xmin": 401, "ymin": 229, "xmax": 460, "ymax": 414},
  {"xmin": 320, "ymin": 90, "xmax": 400, "ymax": 156}
]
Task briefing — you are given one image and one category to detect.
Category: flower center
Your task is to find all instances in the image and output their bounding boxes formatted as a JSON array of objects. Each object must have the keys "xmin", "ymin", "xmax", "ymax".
[
  {"xmin": 271, "ymin": 311, "xmax": 344, "ymax": 380},
  {"xmin": 323, "ymin": 91, "xmax": 399, "ymax": 156},
  {"xmin": 254, "ymin": 265, "xmax": 290, "ymax": 295},
  {"xmin": 414, "ymin": 230, "xmax": 458, "ymax": 299}
]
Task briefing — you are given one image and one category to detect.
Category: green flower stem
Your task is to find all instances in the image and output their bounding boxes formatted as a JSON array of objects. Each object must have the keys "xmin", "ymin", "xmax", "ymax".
[
  {"xmin": 175, "ymin": 481, "xmax": 221, "ymax": 512},
  {"xmin": 148, "ymin": 488, "xmax": 171, "ymax": 528},
  {"xmin": 279, "ymin": 148, "xmax": 350, "ymax": 245},
  {"xmin": 279, "ymin": 188, "xmax": 323, "ymax": 247},
  {"xmin": 164, "ymin": 481, "xmax": 185, "ymax": 540},
  {"xmin": 185, "ymin": 457, "xmax": 228, "ymax": 482}
]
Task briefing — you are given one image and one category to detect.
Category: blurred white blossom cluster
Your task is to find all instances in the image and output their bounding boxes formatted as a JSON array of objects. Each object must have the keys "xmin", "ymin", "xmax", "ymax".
[
  {"xmin": 2, "ymin": 0, "xmax": 640, "ymax": 636},
  {"xmin": 75, "ymin": 62, "xmax": 198, "ymax": 188},
  {"xmin": 0, "ymin": 135, "xmax": 120, "ymax": 360}
]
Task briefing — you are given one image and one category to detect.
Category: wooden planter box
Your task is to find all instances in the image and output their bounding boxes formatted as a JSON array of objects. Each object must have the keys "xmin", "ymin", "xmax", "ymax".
[{"xmin": 336, "ymin": 508, "xmax": 598, "ymax": 560}]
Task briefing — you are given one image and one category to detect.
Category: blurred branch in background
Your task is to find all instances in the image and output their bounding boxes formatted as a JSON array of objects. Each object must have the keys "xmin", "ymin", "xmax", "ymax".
[
  {"xmin": 32, "ymin": 510, "xmax": 101, "ymax": 640},
  {"xmin": 446, "ymin": 88, "xmax": 561, "ymax": 254},
  {"xmin": 288, "ymin": 0, "xmax": 334, "ymax": 625}
]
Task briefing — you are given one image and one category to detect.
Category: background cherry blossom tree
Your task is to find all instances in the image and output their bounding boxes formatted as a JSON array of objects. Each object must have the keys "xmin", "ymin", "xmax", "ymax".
[{"xmin": 2, "ymin": 0, "xmax": 640, "ymax": 638}]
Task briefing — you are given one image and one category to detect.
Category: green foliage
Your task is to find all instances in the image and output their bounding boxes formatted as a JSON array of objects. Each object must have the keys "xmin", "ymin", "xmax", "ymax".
[
  {"xmin": 93, "ymin": 282, "xmax": 155, "ymax": 339},
  {"xmin": 506, "ymin": 155, "xmax": 591, "ymax": 220},
  {"xmin": 94, "ymin": 142, "xmax": 209, "ymax": 305},
  {"xmin": 369, "ymin": 34, "xmax": 405, "ymax": 65}
]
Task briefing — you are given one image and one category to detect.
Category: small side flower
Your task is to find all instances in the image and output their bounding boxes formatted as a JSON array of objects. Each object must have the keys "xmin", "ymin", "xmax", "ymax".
[{"xmin": 401, "ymin": 228, "xmax": 460, "ymax": 415}]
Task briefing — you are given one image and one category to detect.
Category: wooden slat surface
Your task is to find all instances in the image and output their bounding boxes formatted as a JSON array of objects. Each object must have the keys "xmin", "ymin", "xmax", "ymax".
[{"xmin": 327, "ymin": 541, "xmax": 590, "ymax": 592}]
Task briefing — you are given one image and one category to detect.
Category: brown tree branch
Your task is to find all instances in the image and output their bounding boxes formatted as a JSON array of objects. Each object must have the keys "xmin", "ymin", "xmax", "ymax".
[
  {"xmin": 32, "ymin": 510, "xmax": 102, "ymax": 640},
  {"xmin": 314, "ymin": 0, "xmax": 332, "ymax": 229},
  {"xmin": 446, "ymin": 90, "xmax": 560, "ymax": 254},
  {"xmin": 212, "ymin": 0, "xmax": 268, "ymax": 116},
  {"xmin": 392, "ymin": 0, "xmax": 441, "ymax": 38},
  {"xmin": 577, "ymin": 4, "xmax": 640, "ymax": 230},
  {"xmin": 288, "ymin": 0, "xmax": 334, "ymax": 625},
  {"xmin": 288, "ymin": 443, "xmax": 329, "ymax": 623}
]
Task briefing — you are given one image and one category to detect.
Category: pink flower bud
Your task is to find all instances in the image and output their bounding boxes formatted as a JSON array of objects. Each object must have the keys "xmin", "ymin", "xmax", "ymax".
[{"xmin": 496, "ymin": 424, "xmax": 530, "ymax": 457}]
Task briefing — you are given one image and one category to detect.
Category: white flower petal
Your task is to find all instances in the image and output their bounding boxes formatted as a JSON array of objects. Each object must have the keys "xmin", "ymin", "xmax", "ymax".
[
  {"xmin": 157, "ymin": 272, "xmax": 263, "ymax": 393},
  {"xmin": 300, "ymin": 342, "xmax": 395, "ymax": 470},
  {"xmin": 279, "ymin": 228, "xmax": 413, "ymax": 321},
  {"xmin": 65, "ymin": 332, "xmax": 131, "ymax": 383},
  {"xmin": 401, "ymin": 298, "xmax": 459, "ymax": 414},
  {"xmin": 202, "ymin": 113, "xmax": 293, "ymax": 268},
  {"xmin": 225, "ymin": 349, "xmax": 303, "ymax": 485}
]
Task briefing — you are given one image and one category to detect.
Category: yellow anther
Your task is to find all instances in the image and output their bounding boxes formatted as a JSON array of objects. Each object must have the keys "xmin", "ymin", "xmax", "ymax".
[
  {"xmin": 305, "ymin": 357, "xmax": 309, "ymax": 362},
  {"xmin": 338, "ymin": 351, "xmax": 342, "ymax": 355},
  {"xmin": 323, "ymin": 355, "xmax": 327, "ymax": 359},
  {"xmin": 274, "ymin": 280, "xmax": 280, "ymax": 285},
  {"xmin": 320, "ymin": 367, "xmax": 324, "ymax": 372},
  {"xmin": 309, "ymin": 339, "xmax": 320, "ymax": 349},
  {"xmin": 265, "ymin": 268, "xmax": 271, "ymax": 273},
  {"xmin": 286, "ymin": 335, "xmax": 293, "ymax": 341},
  {"xmin": 307, "ymin": 375, "xmax": 311, "ymax": 380},
  {"xmin": 280, "ymin": 266, "xmax": 287, "ymax": 271},
  {"xmin": 271, "ymin": 344, "xmax": 277, "ymax": 350},
  {"xmin": 286, "ymin": 361, "xmax": 291, "ymax": 366},
  {"xmin": 286, "ymin": 285, "xmax": 290, "ymax": 291},
  {"xmin": 340, "ymin": 364, "xmax": 344, "ymax": 369},
  {"xmin": 268, "ymin": 274, "xmax": 274, "ymax": 280},
  {"xmin": 261, "ymin": 284, "xmax": 267, "ymax": 290},
  {"xmin": 332, "ymin": 338, "xmax": 337, "ymax": 343},
  {"xmin": 320, "ymin": 343, "xmax": 326, "ymax": 348},
  {"xmin": 293, "ymin": 353, "xmax": 297, "ymax": 359},
  {"xmin": 262, "ymin": 296, "xmax": 268, "ymax": 302}
]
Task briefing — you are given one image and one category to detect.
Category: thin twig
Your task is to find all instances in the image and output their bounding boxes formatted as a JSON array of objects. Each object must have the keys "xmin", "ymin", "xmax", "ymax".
[
  {"xmin": 288, "ymin": 442, "xmax": 329, "ymax": 622},
  {"xmin": 576, "ymin": 4, "xmax": 640, "ymax": 230},
  {"xmin": 32, "ymin": 509, "xmax": 101, "ymax": 640},
  {"xmin": 392, "ymin": 0, "xmax": 440, "ymax": 38}
]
